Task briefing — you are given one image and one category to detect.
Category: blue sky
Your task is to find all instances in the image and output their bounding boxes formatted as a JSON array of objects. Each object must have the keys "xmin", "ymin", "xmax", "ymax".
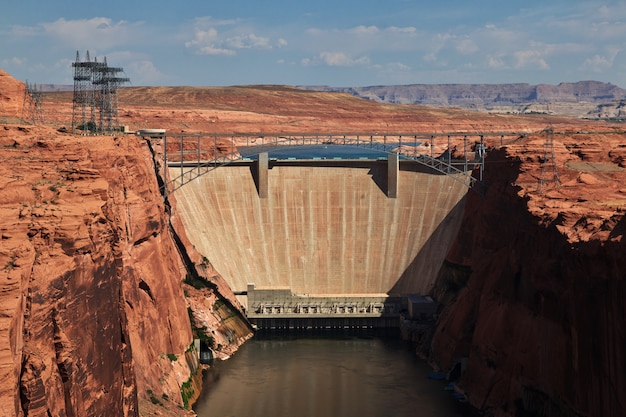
[{"xmin": 2, "ymin": 1, "xmax": 626, "ymax": 87}]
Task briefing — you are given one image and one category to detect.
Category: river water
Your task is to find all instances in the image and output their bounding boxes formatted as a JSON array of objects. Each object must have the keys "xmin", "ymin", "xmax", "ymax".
[{"xmin": 193, "ymin": 332, "xmax": 475, "ymax": 417}]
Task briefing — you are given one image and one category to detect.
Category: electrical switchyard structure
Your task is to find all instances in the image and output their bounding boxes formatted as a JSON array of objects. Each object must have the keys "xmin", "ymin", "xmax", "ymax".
[
  {"xmin": 22, "ymin": 80, "xmax": 44, "ymax": 125},
  {"xmin": 71, "ymin": 51, "xmax": 130, "ymax": 134}
]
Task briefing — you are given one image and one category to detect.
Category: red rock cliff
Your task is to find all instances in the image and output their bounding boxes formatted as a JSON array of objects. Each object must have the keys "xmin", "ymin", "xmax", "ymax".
[
  {"xmin": 0, "ymin": 124, "xmax": 250, "ymax": 416},
  {"xmin": 430, "ymin": 132, "xmax": 626, "ymax": 417}
]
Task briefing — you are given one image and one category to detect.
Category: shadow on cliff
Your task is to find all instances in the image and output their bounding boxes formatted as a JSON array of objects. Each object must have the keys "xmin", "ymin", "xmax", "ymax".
[{"xmin": 422, "ymin": 148, "xmax": 626, "ymax": 417}]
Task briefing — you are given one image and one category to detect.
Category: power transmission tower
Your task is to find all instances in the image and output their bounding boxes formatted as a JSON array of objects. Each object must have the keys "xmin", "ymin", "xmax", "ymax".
[
  {"xmin": 21, "ymin": 80, "xmax": 44, "ymax": 125},
  {"xmin": 538, "ymin": 125, "xmax": 560, "ymax": 193},
  {"xmin": 71, "ymin": 51, "xmax": 130, "ymax": 134}
]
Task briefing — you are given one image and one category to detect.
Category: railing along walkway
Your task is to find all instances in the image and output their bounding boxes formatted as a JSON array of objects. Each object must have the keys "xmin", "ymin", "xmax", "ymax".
[{"xmin": 138, "ymin": 132, "xmax": 523, "ymax": 194}]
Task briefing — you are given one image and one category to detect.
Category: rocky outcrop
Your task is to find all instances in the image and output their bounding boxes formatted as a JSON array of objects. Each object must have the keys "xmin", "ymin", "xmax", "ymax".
[{"xmin": 428, "ymin": 137, "xmax": 626, "ymax": 417}]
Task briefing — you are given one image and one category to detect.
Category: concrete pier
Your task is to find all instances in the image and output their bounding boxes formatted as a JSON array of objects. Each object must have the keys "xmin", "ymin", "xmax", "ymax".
[
  {"xmin": 257, "ymin": 152, "xmax": 268, "ymax": 198},
  {"xmin": 388, "ymin": 152, "xmax": 398, "ymax": 198}
]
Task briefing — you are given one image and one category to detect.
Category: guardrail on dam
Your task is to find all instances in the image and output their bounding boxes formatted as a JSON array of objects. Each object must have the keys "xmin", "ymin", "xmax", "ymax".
[
  {"xmin": 139, "ymin": 131, "xmax": 495, "ymax": 328},
  {"xmin": 143, "ymin": 132, "xmax": 494, "ymax": 193}
]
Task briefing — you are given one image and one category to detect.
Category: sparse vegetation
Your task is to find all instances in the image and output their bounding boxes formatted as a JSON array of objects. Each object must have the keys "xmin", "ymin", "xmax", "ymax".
[
  {"xmin": 146, "ymin": 389, "xmax": 163, "ymax": 406},
  {"xmin": 187, "ymin": 307, "xmax": 215, "ymax": 348},
  {"xmin": 183, "ymin": 273, "xmax": 208, "ymax": 290},
  {"xmin": 166, "ymin": 353, "xmax": 178, "ymax": 361},
  {"xmin": 4, "ymin": 255, "xmax": 16, "ymax": 271},
  {"xmin": 180, "ymin": 377, "xmax": 195, "ymax": 410}
]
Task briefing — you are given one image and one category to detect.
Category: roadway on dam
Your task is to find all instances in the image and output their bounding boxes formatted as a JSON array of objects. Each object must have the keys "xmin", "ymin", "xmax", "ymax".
[{"xmin": 170, "ymin": 157, "xmax": 469, "ymax": 301}]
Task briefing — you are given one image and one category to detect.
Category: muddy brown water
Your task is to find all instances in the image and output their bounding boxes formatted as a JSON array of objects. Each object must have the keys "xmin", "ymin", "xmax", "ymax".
[{"xmin": 194, "ymin": 332, "xmax": 476, "ymax": 417}]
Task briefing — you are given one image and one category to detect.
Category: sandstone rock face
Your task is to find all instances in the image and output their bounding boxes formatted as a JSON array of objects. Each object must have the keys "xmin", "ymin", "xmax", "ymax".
[
  {"xmin": 0, "ymin": 124, "xmax": 250, "ymax": 416},
  {"xmin": 0, "ymin": 69, "xmax": 26, "ymax": 122},
  {"xmin": 429, "ymin": 133, "xmax": 626, "ymax": 417}
]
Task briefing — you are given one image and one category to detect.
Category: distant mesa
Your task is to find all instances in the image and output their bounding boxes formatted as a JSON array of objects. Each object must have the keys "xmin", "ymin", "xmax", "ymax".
[
  {"xmin": 298, "ymin": 81, "xmax": 626, "ymax": 119},
  {"xmin": 299, "ymin": 81, "xmax": 626, "ymax": 105}
]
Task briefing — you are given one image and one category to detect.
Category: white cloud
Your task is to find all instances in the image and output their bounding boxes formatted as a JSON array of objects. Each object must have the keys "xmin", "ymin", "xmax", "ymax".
[
  {"xmin": 579, "ymin": 47, "xmax": 620, "ymax": 73},
  {"xmin": 304, "ymin": 25, "xmax": 420, "ymax": 54},
  {"xmin": 456, "ymin": 38, "xmax": 478, "ymax": 55},
  {"xmin": 302, "ymin": 52, "xmax": 370, "ymax": 67},
  {"xmin": 226, "ymin": 33, "xmax": 271, "ymax": 50},
  {"xmin": 128, "ymin": 60, "xmax": 164, "ymax": 84},
  {"xmin": 198, "ymin": 45, "xmax": 237, "ymax": 56},
  {"xmin": 423, "ymin": 53, "xmax": 437, "ymax": 63},
  {"xmin": 387, "ymin": 26, "xmax": 417, "ymax": 34},
  {"xmin": 514, "ymin": 50, "xmax": 549, "ymax": 70},
  {"xmin": 1, "ymin": 57, "xmax": 27, "ymax": 67},
  {"xmin": 386, "ymin": 62, "xmax": 411, "ymax": 71},
  {"xmin": 580, "ymin": 54, "xmax": 613, "ymax": 73},
  {"xmin": 321, "ymin": 52, "xmax": 369, "ymax": 66},
  {"xmin": 6, "ymin": 25, "xmax": 40, "ymax": 37},
  {"xmin": 349, "ymin": 25, "xmax": 379, "ymax": 35},
  {"xmin": 185, "ymin": 16, "xmax": 285, "ymax": 56},
  {"xmin": 486, "ymin": 56, "xmax": 506, "ymax": 69},
  {"xmin": 41, "ymin": 17, "xmax": 139, "ymax": 50}
]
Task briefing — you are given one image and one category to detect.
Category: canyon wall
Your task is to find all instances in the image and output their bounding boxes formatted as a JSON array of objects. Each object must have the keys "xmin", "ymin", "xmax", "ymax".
[
  {"xmin": 0, "ymin": 125, "xmax": 251, "ymax": 416},
  {"xmin": 429, "ymin": 147, "xmax": 626, "ymax": 417}
]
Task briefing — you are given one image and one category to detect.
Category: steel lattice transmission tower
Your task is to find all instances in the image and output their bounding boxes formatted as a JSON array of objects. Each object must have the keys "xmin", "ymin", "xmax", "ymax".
[
  {"xmin": 94, "ymin": 57, "xmax": 130, "ymax": 134},
  {"xmin": 22, "ymin": 80, "xmax": 44, "ymax": 124},
  {"xmin": 72, "ymin": 50, "xmax": 99, "ymax": 133},
  {"xmin": 538, "ymin": 125, "xmax": 561, "ymax": 193},
  {"xmin": 71, "ymin": 51, "xmax": 130, "ymax": 134}
]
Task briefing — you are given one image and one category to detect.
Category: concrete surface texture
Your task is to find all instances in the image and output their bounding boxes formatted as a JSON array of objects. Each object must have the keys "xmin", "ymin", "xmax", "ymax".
[{"xmin": 172, "ymin": 161, "xmax": 469, "ymax": 296}]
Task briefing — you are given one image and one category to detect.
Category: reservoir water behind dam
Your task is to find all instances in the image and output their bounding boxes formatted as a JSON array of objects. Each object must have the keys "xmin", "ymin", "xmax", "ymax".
[{"xmin": 193, "ymin": 333, "xmax": 476, "ymax": 417}]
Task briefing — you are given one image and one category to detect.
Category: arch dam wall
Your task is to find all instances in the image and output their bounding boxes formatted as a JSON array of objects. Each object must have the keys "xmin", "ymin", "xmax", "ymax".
[{"xmin": 170, "ymin": 159, "xmax": 469, "ymax": 299}]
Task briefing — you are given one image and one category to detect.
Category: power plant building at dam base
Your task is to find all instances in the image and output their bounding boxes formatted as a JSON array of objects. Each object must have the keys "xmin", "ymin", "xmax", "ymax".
[{"xmin": 171, "ymin": 157, "xmax": 470, "ymax": 328}]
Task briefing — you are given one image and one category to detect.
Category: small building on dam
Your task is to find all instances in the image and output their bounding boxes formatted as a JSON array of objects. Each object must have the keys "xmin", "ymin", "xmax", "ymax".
[{"xmin": 171, "ymin": 154, "xmax": 470, "ymax": 329}]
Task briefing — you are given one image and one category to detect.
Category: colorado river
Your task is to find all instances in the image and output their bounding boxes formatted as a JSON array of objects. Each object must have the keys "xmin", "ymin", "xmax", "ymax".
[{"xmin": 194, "ymin": 332, "xmax": 475, "ymax": 417}]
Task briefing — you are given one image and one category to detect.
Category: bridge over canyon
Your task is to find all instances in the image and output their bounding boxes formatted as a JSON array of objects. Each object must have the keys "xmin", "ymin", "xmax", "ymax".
[{"xmin": 141, "ymin": 131, "xmax": 515, "ymax": 328}]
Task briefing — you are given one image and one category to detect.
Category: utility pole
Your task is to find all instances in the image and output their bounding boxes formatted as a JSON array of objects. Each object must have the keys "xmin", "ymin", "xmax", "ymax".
[
  {"xmin": 538, "ymin": 125, "xmax": 560, "ymax": 193},
  {"xmin": 22, "ymin": 80, "xmax": 44, "ymax": 125}
]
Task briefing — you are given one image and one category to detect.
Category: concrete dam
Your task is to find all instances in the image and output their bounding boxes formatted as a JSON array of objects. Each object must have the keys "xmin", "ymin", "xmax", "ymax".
[{"xmin": 170, "ymin": 152, "xmax": 471, "ymax": 328}]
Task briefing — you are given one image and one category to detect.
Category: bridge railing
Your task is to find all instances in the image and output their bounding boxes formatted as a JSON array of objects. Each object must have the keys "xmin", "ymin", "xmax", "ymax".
[{"xmin": 139, "ymin": 132, "xmax": 517, "ymax": 195}]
